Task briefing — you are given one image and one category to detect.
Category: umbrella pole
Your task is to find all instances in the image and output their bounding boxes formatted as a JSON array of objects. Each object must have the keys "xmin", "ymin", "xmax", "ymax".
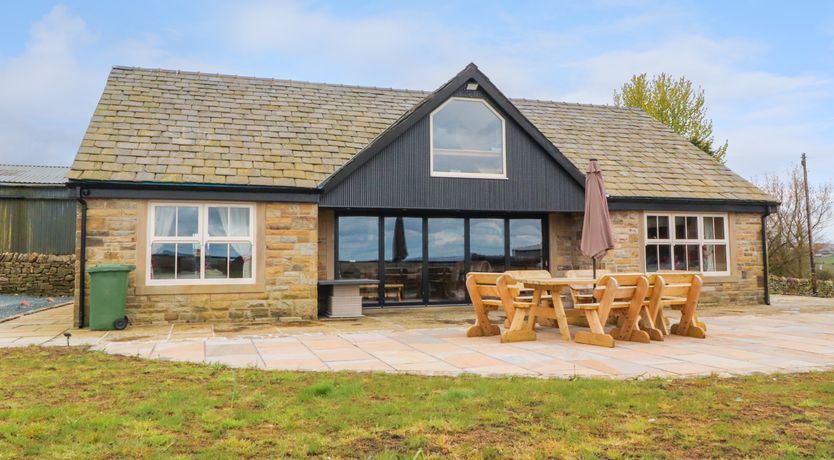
[{"xmin": 592, "ymin": 257, "xmax": 597, "ymax": 279}]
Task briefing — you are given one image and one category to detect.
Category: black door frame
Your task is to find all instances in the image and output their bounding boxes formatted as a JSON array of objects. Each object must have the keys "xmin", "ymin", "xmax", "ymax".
[{"xmin": 333, "ymin": 210, "xmax": 550, "ymax": 307}]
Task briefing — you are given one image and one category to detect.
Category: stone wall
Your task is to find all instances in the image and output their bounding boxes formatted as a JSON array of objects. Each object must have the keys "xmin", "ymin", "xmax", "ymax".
[
  {"xmin": 0, "ymin": 252, "xmax": 75, "ymax": 296},
  {"xmin": 549, "ymin": 210, "xmax": 765, "ymax": 306},
  {"xmin": 75, "ymin": 199, "xmax": 319, "ymax": 326},
  {"xmin": 548, "ymin": 213, "xmax": 583, "ymax": 274}
]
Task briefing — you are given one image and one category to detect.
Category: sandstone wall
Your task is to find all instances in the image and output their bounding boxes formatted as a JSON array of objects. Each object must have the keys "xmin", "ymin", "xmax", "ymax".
[
  {"xmin": 549, "ymin": 211, "xmax": 765, "ymax": 306},
  {"xmin": 0, "ymin": 252, "xmax": 75, "ymax": 296},
  {"xmin": 74, "ymin": 199, "xmax": 318, "ymax": 326}
]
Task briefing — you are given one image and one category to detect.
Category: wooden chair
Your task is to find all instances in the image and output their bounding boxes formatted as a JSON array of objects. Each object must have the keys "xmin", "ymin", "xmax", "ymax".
[
  {"xmin": 503, "ymin": 270, "xmax": 554, "ymax": 325},
  {"xmin": 647, "ymin": 273, "xmax": 706, "ymax": 339},
  {"xmin": 597, "ymin": 273, "xmax": 655, "ymax": 342},
  {"xmin": 464, "ymin": 272, "xmax": 504, "ymax": 337},
  {"xmin": 496, "ymin": 273, "xmax": 556, "ymax": 343},
  {"xmin": 574, "ymin": 273, "xmax": 651, "ymax": 348}
]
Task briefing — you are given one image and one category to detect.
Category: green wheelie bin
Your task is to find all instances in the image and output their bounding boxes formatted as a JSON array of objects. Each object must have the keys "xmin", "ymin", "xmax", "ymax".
[{"xmin": 87, "ymin": 264, "xmax": 135, "ymax": 330}]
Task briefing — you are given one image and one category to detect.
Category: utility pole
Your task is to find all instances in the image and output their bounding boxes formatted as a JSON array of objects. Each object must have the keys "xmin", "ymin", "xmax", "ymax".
[{"xmin": 802, "ymin": 153, "xmax": 817, "ymax": 295}]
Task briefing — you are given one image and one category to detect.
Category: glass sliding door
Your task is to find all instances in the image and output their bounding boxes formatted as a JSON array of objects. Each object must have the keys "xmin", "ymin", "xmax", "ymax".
[
  {"xmin": 427, "ymin": 218, "xmax": 466, "ymax": 302},
  {"xmin": 469, "ymin": 218, "xmax": 505, "ymax": 273},
  {"xmin": 383, "ymin": 217, "xmax": 423, "ymax": 302},
  {"xmin": 336, "ymin": 214, "xmax": 546, "ymax": 306},
  {"xmin": 337, "ymin": 216, "xmax": 379, "ymax": 303},
  {"xmin": 509, "ymin": 219, "xmax": 544, "ymax": 270}
]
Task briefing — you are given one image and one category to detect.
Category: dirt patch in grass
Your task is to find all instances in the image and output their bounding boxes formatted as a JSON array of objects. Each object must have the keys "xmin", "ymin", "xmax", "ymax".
[{"xmin": 1, "ymin": 347, "xmax": 832, "ymax": 459}]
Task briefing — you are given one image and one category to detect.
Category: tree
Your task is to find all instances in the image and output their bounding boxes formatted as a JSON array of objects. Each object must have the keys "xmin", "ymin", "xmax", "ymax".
[
  {"xmin": 757, "ymin": 165, "xmax": 833, "ymax": 278},
  {"xmin": 614, "ymin": 73, "xmax": 728, "ymax": 162}
]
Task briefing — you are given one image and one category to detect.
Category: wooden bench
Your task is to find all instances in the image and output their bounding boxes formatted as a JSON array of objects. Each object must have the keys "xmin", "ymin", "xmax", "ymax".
[
  {"xmin": 503, "ymin": 270, "xmax": 553, "ymax": 324},
  {"xmin": 465, "ymin": 272, "xmax": 504, "ymax": 337},
  {"xmin": 646, "ymin": 273, "xmax": 706, "ymax": 338},
  {"xmin": 496, "ymin": 273, "xmax": 559, "ymax": 343},
  {"xmin": 360, "ymin": 283, "xmax": 404, "ymax": 301},
  {"xmin": 574, "ymin": 273, "xmax": 651, "ymax": 348}
]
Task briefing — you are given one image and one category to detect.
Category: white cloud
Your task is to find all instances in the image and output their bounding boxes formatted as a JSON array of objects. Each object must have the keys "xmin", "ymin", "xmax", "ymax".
[
  {"xmin": 222, "ymin": 0, "xmax": 552, "ymax": 93},
  {"xmin": 0, "ymin": 6, "xmax": 206, "ymax": 166},
  {"xmin": 560, "ymin": 33, "xmax": 834, "ymax": 178},
  {"xmin": 0, "ymin": 5, "xmax": 102, "ymax": 165}
]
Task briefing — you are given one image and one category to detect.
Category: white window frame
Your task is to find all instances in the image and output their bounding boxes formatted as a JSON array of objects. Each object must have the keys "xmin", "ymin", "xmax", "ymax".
[
  {"xmin": 644, "ymin": 212, "xmax": 730, "ymax": 277},
  {"xmin": 429, "ymin": 97, "xmax": 507, "ymax": 180},
  {"xmin": 147, "ymin": 202, "xmax": 256, "ymax": 286}
]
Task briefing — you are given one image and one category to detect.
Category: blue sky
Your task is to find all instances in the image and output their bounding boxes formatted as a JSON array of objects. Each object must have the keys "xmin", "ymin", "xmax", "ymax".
[{"xmin": 2, "ymin": 2, "xmax": 833, "ymax": 200}]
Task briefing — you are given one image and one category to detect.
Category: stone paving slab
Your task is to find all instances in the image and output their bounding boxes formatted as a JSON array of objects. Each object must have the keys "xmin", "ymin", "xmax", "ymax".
[{"xmin": 2, "ymin": 304, "xmax": 834, "ymax": 379}]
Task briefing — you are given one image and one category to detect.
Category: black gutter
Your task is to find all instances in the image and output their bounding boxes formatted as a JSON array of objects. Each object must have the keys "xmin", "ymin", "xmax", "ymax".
[
  {"xmin": 608, "ymin": 196, "xmax": 780, "ymax": 214},
  {"xmin": 76, "ymin": 187, "xmax": 89, "ymax": 328},
  {"xmin": 762, "ymin": 212, "xmax": 771, "ymax": 305},
  {"xmin": 68, "ymin": 179, "xmax": 319, "ymax": 194},
  {"xmin": 67, "ymin": 180, "xmax": 320, "ymax": 203}
]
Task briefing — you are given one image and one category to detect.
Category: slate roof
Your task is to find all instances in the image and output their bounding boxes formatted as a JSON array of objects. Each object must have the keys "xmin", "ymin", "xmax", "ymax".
[
  {"xmin": 0, "ymin": 164, "xmax": 69, "ymax": 186},
  {"xmin": 69, "ymin": 66, "xmax": 772, "ymax": 202}
]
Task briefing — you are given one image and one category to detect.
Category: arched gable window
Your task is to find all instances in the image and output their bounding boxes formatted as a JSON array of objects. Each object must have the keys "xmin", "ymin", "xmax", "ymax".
[{"xmin": 430, "ymin": 97, "xmax": 506, "ymax": 179}]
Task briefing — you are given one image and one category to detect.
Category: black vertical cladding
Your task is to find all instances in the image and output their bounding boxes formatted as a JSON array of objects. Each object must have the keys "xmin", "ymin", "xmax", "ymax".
[{"xmin": 319, "ymin": 86, "xmax": 584, "ymax": 212}]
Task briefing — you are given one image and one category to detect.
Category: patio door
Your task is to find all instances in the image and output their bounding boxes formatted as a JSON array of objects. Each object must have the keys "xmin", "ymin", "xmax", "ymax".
[
  {"xmin": 383, "ymin": 217, "xmax": 423, "ymax": 303},
  {"xmin": 335, "ymin": 214, "xmax": 547, "ymax": 306},
  {"xmin": 427, "ymin": 218, "xmax": 466, "ymax": 303}
]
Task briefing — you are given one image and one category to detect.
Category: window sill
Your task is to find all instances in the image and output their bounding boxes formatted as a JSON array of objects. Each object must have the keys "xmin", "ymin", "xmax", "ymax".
[
  {"xmin": 430, "ymin": 172, "xmax": 508, "ymax": 180},
  {"xmin": 135, "ymin": 281, "xmax": 265, "ymax": 296},
  {"xmin": 701, "ymin": 274, "xmax": 740, "ymax": 284}
]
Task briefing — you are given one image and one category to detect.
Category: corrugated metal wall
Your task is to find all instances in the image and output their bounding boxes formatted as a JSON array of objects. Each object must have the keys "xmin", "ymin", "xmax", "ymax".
[
  {"xmin": 0, "ymin": 199, "xmax": 76, "ymax": 254},
  {"xmin": 320, "ymin": 86, "xmax": 585, "ymax": 212}
]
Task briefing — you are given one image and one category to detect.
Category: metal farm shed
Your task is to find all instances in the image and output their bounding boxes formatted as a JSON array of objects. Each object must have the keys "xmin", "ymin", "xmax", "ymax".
[{"xmin": 0, "ymin": 165, "xmax": 75, "ymax": 255}]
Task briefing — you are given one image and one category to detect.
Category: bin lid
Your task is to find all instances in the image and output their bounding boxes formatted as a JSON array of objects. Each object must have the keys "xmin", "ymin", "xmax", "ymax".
[{"xmin": 87, "ymin": 263, "xmax": 136, "ymax": 273}]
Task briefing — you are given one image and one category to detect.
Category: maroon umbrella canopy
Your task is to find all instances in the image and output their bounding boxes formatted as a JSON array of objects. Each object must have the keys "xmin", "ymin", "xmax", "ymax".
[{"xmin": 580, "ymin": 159, "xmax": 615, "ymax": 263}]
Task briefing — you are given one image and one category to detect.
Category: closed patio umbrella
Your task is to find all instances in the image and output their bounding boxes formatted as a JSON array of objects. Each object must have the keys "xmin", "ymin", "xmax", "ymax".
[
  {"xmin": 580, "ymin": 159, "xmax": 615, "ymax": 278},
  {"xmin": 392, "ymin": 216, "xmax": 408, "ymax": 262}
]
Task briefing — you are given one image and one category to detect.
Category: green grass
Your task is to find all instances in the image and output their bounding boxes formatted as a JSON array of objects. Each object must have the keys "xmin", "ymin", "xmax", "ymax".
[{"xmin": 1, "ymin": 347, "xmax": 833, "ymax": 459}]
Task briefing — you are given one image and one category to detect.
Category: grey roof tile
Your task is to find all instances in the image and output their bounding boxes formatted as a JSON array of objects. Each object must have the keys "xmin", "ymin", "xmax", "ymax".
[{"xmin": 68, "ymin": 66, "xmax": 772, "ymax": 202}]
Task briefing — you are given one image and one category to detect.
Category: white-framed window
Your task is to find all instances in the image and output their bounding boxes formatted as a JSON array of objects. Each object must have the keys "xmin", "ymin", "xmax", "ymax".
[
  {"xmin": 644, "ymin": 213, "xmax": 730, "ymax": 276},
  {"xmin": 430, "ymin": 97, "xmax": 507, "ymax": 179},
  {"xmin": 147, "ymin": 203, "xmax": 255, "ymax": 285}
]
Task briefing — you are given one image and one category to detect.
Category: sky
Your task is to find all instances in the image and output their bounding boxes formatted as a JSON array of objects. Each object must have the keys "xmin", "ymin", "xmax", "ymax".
[{"xmin": 2, "ymin": 1, "xmax": 833, "ymax": 231}]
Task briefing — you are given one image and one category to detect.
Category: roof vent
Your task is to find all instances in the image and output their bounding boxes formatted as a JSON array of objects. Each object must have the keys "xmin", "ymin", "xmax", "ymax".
[{"xmin": 466, "ymin": 82, "xmax": 479, "ymax": 91}]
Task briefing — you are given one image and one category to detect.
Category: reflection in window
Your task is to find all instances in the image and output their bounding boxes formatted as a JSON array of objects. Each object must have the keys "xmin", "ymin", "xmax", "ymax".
[
  {"xmin": 148, "ymin": 203, "xmax": 255, "ymax": 283},
  {"xmin": 509, "ymin": 219, "xmax": 543, "ymax": 270},
  {"xmin": 384, "ymin": 217, "xmax": 423, "ymax": 301},
  {"xmin": 428, "ymin": 218, "xmax": 465, "ymax": 302},
  {"xmin": 176, "ymin": 243, "xmax": 200, "ymax": 279},
  {"xmin": 150, "ymin": 243, "xmax": 176, "ymax": 279},
  {"xmin": 337, "ymin": 217, "xmax": 379, "ymax": 289},
  {"xmin": 470, "ymin": 219, "xmax": 505, "ymax": 272},
  {"xmin": 208, "ymin": 207, "xmax": 251, "ymax": 237},
  {"xmin": 431, "ymin": 98, "xmax": 505, "ymax": 177}
]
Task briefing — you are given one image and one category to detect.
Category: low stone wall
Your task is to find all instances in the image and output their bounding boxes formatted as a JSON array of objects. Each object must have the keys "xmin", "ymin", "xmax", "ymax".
[
  {"xmin": 0, "ymin": 252, "xmax": 75, "ymax": 296},
  {"xmin": 770, "ymin": 276, "xmax": 834, "ymax": 298}
]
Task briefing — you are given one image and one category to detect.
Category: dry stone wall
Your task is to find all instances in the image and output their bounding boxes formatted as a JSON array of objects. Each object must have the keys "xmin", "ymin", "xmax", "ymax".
[{"xmin": 0, "ymin": 252, "xmax": 75, "ymax": 296}]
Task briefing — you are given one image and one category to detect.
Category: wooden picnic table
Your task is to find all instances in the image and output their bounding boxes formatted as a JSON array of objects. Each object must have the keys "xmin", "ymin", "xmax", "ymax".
[{"xmin": 514, "ymin": 277, "xmax": 596, "ymax": 342}]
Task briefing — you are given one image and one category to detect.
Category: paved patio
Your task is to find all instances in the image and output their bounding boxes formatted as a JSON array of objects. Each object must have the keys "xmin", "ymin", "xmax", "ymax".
[{"xmin": 1, "ymin": 300, "xmax": 833, "ymax": 378}]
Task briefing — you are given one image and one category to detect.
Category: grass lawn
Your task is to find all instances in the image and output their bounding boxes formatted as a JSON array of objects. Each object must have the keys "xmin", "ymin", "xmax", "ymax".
[{"xmin": 1, "ymin": 347, "xmax": 833, "ymax": 459}]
